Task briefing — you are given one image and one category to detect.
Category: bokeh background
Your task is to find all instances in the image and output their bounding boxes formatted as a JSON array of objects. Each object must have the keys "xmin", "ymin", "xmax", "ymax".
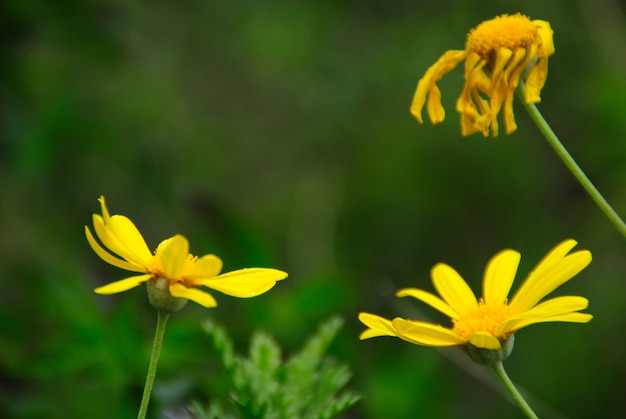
[{"xmin": 2, "ymin": 0, "xmax": 626, "ymax": 417}]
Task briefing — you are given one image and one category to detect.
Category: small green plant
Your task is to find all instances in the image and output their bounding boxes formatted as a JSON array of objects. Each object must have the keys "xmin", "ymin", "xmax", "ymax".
[{"xmin": 190, "ymin": 317, "xmax": 360, "ymax": 419}]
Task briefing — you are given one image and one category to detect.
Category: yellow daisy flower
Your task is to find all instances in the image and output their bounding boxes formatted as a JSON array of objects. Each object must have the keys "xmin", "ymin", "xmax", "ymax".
[
  {"xmin": 359, "ymin": 239, "xmax": 591, "ymax": 360},
  {"xmin": 411, "ymin": 13, "xmax": 555, "ymax": 136},
  {"xmin": 85, "ymin": 196, "xmax": 287, "ymax": 310}
]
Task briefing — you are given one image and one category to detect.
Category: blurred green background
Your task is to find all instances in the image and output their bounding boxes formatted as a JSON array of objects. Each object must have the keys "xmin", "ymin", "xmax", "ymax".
[{"xmin": 2, "ymin": 0, "xmax": 626, "ymax": 417}]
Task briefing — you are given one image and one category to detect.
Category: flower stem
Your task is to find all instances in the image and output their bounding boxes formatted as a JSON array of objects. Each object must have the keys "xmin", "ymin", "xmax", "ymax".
[
  {"xmin": 517, "ymin": 82, "xmax": 626, "ymax": 240},
  {"xmin": 137, "ymin": 310, "xmax": 170, "ymax": 419},
  {"xmin": 492, "ymin": 362, "xmax": 538, "ymax": 419}
]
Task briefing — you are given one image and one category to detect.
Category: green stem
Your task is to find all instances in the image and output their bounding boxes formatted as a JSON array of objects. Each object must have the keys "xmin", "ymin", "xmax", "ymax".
[
  {"xmin": 492, "ymin": 362, "xmax": 538, "ymax": 419},
  {"xmin": 517, "ymin": 82, "xmax": 626, "ymax": 240},
  {"xmin": 137, "ymin": 310, "xmax": 170, "ymax": 419}
]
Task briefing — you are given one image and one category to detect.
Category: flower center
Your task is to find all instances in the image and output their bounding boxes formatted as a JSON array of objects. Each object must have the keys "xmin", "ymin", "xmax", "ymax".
[
  {"xmin": 466, "ymin": 13, "xmax": 537, "ymax": 58},
  {"xmin": 452, "ymin": 301, "xmax": 513, "ymax": 340}
]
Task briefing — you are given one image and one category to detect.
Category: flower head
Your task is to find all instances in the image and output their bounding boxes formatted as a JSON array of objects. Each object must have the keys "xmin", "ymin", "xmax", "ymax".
[
  {"xmin": 85, "ymin": 196, "xmax": 287, "ymax": 310},
  {"xmin": 411, "ymin": 13, "xmax": 554, "ymax": 136},
  {"xmin": 359, "ymin": 239, "xmax": 591, "ymax": 361}
]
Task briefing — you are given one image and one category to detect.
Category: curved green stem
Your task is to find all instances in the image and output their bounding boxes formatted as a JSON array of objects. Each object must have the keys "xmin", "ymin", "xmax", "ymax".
[
  {"xmin": 492, "ymin": 362, "xmax": 538, "ymax": 419},
  {"xmin": 138, "ymin": 310, "xmax": 170, "ymax": 419},
  {"xmin": 517, "ymin": 82, "xmax": 626, "ymax": 240}
]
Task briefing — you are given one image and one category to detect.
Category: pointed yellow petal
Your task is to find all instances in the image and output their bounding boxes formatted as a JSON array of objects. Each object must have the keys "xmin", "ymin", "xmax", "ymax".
[
  {"xmin": 189, "ymin": 254, "xmax": 223, "ymax": 279},
  {"xmin": 92, "ymin": 213, "xmax": 152, "ymax": 269},
  {"xmin": 358, "ymin": 313, "xmax": 398, "ymax": 339},
  {"xmin": 503, "ymin": 313, "xmax": 592, "ymax": 334},
  {"xmin": 431, "ymin": 263, "xmax": 478, "ymax": 315},
  {"xmin": 525, "ymin": 239, "xmax": 579, "ymax": 278},
  {"xmin": 106, "ymin": 215, "xmax": 153, "ymax": 266},
  {"xmin": 160, "ymin": 235, "xmax": 189, "ymax": 279},
  {"xmin": 469, "ymin": 331, "xmax": 501, "ymax": 350},
  {"xmin": 94, "ymin": 273, "xmax": 152, "ymax": 294},
  {"xmin": 498, "ymin": 296, "xmax": 590, "ymax": 334},
  {"xmin": 482, "ymin": 249, "xmax": 520, "ymax": 305},
  {"xmin": 396, "ymin": 288, "xmax": 458, "ymax": 319},
  {"xmin": 85, "ymin": 226, "xmax": 146, "ymax": 272},
  {"xmin": 509, "ymin": 249, "xmax": 591, "ymax": 313},
  {"xmin": 169, "ymin": 283, "xmax": 217, "ymax": 308},
  {"xmin": 392, "ymin": 318, "xmax": 465, "ymax": 347},
  {"xmin": 411, "ymin": 50, "xmax": 467, "ymax": 124},
  {"xmin": 201, "ymin": 268, "xmax": 287, "ymax": 297},
  {"xmin": 98, "ymin": 196, "xmax": 111, "ymax": 221}
]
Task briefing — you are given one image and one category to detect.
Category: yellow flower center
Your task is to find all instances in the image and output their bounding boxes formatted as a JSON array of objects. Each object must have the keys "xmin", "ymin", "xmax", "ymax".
[
  {"xmin": 466, "ymin": 13, "xmax": 537, "ymax": 58},
  {"xmin": 452, "ymin": 301, "xmax": 513, "ymax": 340}
]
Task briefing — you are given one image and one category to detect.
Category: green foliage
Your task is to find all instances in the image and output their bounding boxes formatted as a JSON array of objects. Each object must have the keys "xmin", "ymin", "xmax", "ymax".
[{"xmin": 191, "ymin": 317, "xmax": 360, "ymax": 419}]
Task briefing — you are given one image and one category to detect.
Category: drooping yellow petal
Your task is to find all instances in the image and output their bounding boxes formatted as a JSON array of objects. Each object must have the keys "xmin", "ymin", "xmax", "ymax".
[
  {"xmin": 534, "ymin": 20, "xmax": 555, "ymax": 57},
  {"xmin": 201, "ymin": 268, "xmax": 287, "ymax": 297},
  {"xmin": 524, "ymin": 57, "xmax": 548, "ymax": 103},
  {"xmin": 469, "ymin": 331, "xmax": 501, "ymax": 350},
  {"xmin": 431, "ymin": 263, "xmax": 478, "ymax": 316},
  {"xmin": 358, "ymin": 313, "xmax": 398, "ymax": 339},
  {"xmin": 392, "ymin": 318, "xmax": 466, "ymax": 347},
  {"xmin": 160, "ymin": 235, "xmax": 189, "ymax": 279},
  {"xmin": 188, "ymin": 254, "xmax": 223, "ymax": 279},
  {"xmin": 411, "ymin": 50, "xmax": 468, "ymax": 124},
  {"xmin": 482, "ymin": 249, "xmax": 520, "ymax": 306},
  {"xmin": 169, "ymin": 283, "xmax": 217, "ymax": 307},
  {"xmin": 94, "ymin": 273, "xmax": 152, "ymax": 294},
  {"xmin": 85, "ymin": 226, "xmax": 146, "ymax": 272},
  {"xmin": 509, "ymin": 250, "xmax": 592, "ymax": 313},
  {"xmin": 488, "ymin": 47, "xmax": 514, "ymax": 122},
  {"xmin": 396, "ymin": 288, "xmax": 459, "ymax": 319}
]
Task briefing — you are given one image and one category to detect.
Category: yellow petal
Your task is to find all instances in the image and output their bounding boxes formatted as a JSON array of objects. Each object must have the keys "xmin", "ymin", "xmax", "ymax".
[
  {"xmin": 534, "ymin": 20, "xmax": 555, "ymax": 57},
  {"xmin": 411, "ymin": 50, "xmax": 467, "ymax": 124},
  {"xmin": 431, "ymin": 263, "xmax": 478, "ymax": 316},
  {"xmin": 85, "ymin": 226, "xmax": 146, "ymax": 272},
  {"xmin": 392, "ymin": 318, "xmax": 465, "ymax": 346},
  {"xmin": 498, "ymin": 296, "xmax": 590, "ymax": 334},
  {"xmin": 524, "ymin": 58, "xmax": 548, "ymax": 103},
  {"xmin": 358, "ymin": 313, "xmax": 398, "ymax": 339},
  {"xmin": 98, "ymin": 196, "xmax": 111, "ymax": 221},
  {"xmin": 396, "ymin": 288, "xmax": 458, "ymax": 319},
  {"xmin": 482, "ymin": 249, "xmax": 520, "ymax": 305},
  {"xmin": 509, "ymin": 249, "xmax": 591, "ymax": 313},
  {"xmin": 106, "ymin": 215, "xmax": 153, "ymax": 266},
  {"xmin": 503, "ymin": 313, "xmax": 592, "ymax": 334},
  {"xmin": 201, "ymin": 268, "xmax": 287, "ymax": 297},
  {"xmin": 169, "ymin": 283, "xmax": 217, "ymax": 308},
  {"xmin": 509, "ymin": 239, "xmax": 580, "ymax": 310},
  {"xmin": 502, "ymin": 92, "xmax": 517, "ymax": 135},
  {"xmin": 160, "ymin": 235, "xmax": 189, "ymax": 279},
  {"xmin": 469, "ymin": 331, "xmax": 501, "ymax": 350},
  {"xmin": 527, "ymin": 239, "xmax": 579, "ymax": 277},
  {"xmin": 189, "ymin": 254, "xmax": 223, "ymax": 279},
  {"xmin": 94, "ymin": 273, "xmax": 152, "ymax": 294},
  {"xmin": 93, "ymin": 213, "xmax": 151, "ymax": 268}
]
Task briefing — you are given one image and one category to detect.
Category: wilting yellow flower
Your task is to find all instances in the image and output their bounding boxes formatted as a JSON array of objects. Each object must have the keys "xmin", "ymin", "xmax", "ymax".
[
  {"xmin": 359, "ymin": 239, "xmax": 591, "ymax": 356},
  {"xmin": 411, "ymin": 13, "xmax": 554, "ymax": 136},
  {"xmin": 85, "ymin": 196, "xmax": 287, "ymax": 309}
]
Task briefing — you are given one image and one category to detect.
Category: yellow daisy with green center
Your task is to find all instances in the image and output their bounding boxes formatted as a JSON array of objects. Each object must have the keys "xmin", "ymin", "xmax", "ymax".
[
  {"xmin": 85, "ymin": 196, "xmax": 287, "ymax": 311},
  {"xmin": 411, "ymin": 13, "xmax": 554, "ymax": 137},
  {"xmin": 359, "ymin": 239, "xmax": 591, "ymax": 362}
]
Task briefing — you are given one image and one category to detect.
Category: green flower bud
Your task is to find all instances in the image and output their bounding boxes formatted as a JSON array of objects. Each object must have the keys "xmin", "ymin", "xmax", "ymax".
[
  {"xmin": 147, "ymin": 277, "xmax": 188, "ymax": 312},
  {"xmin": 461, "ymin": 334, "xmax": 515, "ymax": 365}
]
